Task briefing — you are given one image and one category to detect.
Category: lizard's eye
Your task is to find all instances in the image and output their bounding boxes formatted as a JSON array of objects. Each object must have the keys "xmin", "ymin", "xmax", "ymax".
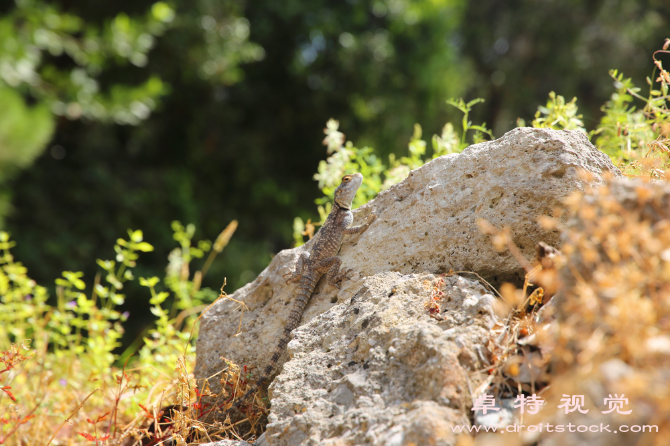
[{"xmin": 342, "ymin": 176, "xmax": 351, "ymax": 182}]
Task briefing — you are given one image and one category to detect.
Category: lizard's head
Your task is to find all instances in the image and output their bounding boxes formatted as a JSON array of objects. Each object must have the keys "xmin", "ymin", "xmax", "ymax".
[{"xmin": 333, "ymin": 173, "xmax": 363, "ymax": 210}]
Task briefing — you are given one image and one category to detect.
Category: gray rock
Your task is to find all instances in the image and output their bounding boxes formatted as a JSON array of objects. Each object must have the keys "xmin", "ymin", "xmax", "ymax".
[
  {"xmin": 343, "ymin": 127, "xmax": 620, "ymax": 288},
  {"xmin": 264, "ymin": 272, "xmax": 496, "ymax": 445},
  {"xmin": 194, "ymin": 128, "xmax": 620, "ymax": 441},
  {"xmin": 254, "ymin": 433, "xmax": 268, "ymax": 446}
]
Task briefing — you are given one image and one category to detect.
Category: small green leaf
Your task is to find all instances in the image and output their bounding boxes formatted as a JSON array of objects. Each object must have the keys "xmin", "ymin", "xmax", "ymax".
[
  {"xmin": 107, "ymin": 274, "xmax": 123, "ymax": 290},
  {"xmin": 97, "ymin": 259, "xmax": 115, "ymax": 270},
  {"xmin": 150, "ymin": 305, "xmax": 166, "ymax": 317},
  {"xmin": 171, "ymin": 221, "xmax": 183, "ymax": 233},
  {"xmin": 135, "ymin": 242, "xmax": 154, "ymax": 252},
  {"xmin": 77, "ymin": 292, "xmax": 90, "ymax": 307},
  {"xmin": 466, "ymin": 98, "xmax": 485, "ymax": 108},
  {"xmin": 139, "ymin": 276, "xmax": 160, "ymax": 287},
  {"xmin": 186, "ymin": 223, "xmax": 195, "ymax": 238},
  {"xmin": 150, "ymin": 291, "xmax": 169, "ymax": 305},
  {"xmin": 95, "ymin": 284, "xmax": 109, "ymax": 298}
]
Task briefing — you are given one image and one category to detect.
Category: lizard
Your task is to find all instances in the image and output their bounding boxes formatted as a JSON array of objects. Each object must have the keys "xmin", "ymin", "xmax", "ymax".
[{"xmin": 222, "ymin": 172, "xmax": 376, "ymax": 418}]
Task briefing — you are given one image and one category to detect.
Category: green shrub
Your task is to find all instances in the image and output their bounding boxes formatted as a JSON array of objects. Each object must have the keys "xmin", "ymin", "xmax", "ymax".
[
  {"xmin": 0, "ymin": 221, "xmax": 236, "ymax": 444},
  {"xmin": 528, "ymin": 40, "xmax": 670, "ymax": 177},
  {"xmin": 294, "ymin": 98, "xmax": 492, "ymax": 245}
]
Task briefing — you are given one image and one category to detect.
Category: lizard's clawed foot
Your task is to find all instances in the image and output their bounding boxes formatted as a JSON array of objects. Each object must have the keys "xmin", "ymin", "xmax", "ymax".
[
  {"xmin": 285, "ymin": 252, "xmax": 309, "ymax": 284},
  {"xmin": 331, "ymin": 268, "xmax": 355, "ymax": 289},
  {"xmin": 283, "ymin": 270, "xmax": 300, "ymax": 283},
  {"xmin": 367, "ymin": 213, "xmax": 377, "ymax": 225}
]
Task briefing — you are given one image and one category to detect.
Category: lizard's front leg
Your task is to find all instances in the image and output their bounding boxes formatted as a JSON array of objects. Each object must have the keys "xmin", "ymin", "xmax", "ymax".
[
  {"xmin": 344, "ymin": 213, "xmax": 377, "ymax": 236},
  {"xmin": 314, "ymin": 256, "xmax": 354, "ymax": 290},
  {"xmin": 284, "ymin": 251, "xmax": 310, "ymax": 283}
]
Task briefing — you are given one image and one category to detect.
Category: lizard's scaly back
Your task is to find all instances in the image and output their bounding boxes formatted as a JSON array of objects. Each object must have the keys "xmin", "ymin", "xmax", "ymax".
[{"xmin": 221, "ymin": 173, "xmax": 370, "ymax": 419}]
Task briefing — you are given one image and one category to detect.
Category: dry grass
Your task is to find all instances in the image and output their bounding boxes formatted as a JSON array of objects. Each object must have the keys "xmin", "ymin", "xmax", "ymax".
[
  {"xmin": 474, "ymin": 173, "xmax": 670, "ymax": 445},
  {"xmin": 537, "ymin": 177, "xmax": 670, "ymax": 444}
]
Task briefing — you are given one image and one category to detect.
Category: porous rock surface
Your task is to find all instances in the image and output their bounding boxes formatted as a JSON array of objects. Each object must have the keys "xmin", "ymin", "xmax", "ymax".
[
  {"xmin": 195, "ymin": 128, "xmax": 621, "ymax": 444},
  {"xmin": 341, "ymin": 127, "xmax": 620, "ymax": 286},
  {"xmin": 264, "ymin": 272, "xmax": 496, "ymax": 445},
  {"xmin": 202, "ymin": 273, "xmax": 497, "ymax": 446}
]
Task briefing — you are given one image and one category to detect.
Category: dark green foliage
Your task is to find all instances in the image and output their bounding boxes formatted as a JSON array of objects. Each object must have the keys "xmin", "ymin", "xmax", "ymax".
[
  {"xmin": 5, "ymin": 0, "xmax": 469, "ymax": 296},
  {"xmin": 0, "ymin": 87, "xmax": 54, "ymax": 219},
  {"xmin": 459, "ymin": 0, "xmax": 669, "ymax": 134}
]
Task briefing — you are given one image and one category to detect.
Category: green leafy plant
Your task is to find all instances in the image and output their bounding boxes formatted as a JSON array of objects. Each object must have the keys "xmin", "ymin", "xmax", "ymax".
[
  {"xmin": 444, "ymin": 98, "xmax": 494, "ymax": 146},
  {"xmin": 0, "ymin": 1, "xmax": 176, "ymax": 225},
  {"xmin": 528, "ymin": 91, "xmax": 586, "ymax": 132},
  {"xmin": 592, "ymin": 60, "xmax": 670, "ymax": 175},
  {"xmin": 0, "ymin": 220, "xmax": 237, "ymax": 444},
  {"xmin": 0, "ymin": 1, "xmax": 175, "ymax": 125},
  {"xmin": 296, "ymin": 98, "xmax": 492, "ymax": 245},
  {"xmin": 1, "ymin": 229, "xmax": 148, "ymax": 442},
  {"xmin": 525, "ymin": 39, "xmax": 670, "ymax": 178},
  {"xmin": 591, "ymin": 70, "xmax": 653, "ymax": 161}
]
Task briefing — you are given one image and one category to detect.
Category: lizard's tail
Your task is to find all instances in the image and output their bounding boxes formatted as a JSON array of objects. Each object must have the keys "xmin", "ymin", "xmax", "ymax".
[
  {"xmin": 223, "ymin": 327, "xmax": 290, "ymax": 415},
  {"xmin": 221, "ymin": 276, "xmax": 317, "ymax": 419}
]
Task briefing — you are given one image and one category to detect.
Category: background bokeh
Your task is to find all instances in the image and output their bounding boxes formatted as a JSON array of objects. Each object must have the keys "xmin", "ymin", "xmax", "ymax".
[{"xmin": 1, "ymin": 0, "xmax": 668, "ymax": 348}]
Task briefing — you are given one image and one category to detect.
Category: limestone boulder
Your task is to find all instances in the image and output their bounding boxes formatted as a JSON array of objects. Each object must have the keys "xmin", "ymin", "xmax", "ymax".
[
  {"xmin": 342, "ymin": 126, "xmax": 621, "ymax": 286},
  {"xmin": 263, "ymin": 272, "xmax": 496, "ymax": 446},
  {"xmin": 195, "ymin": 127, "xmax": 620, "ymax": 405}
]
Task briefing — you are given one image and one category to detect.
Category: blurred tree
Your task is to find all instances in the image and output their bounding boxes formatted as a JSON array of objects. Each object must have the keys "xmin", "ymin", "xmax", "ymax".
[
  {"xmin": 0, "ymin": 0, "xmax": 178, "ymax": 223},
  {"xmin": 0, "ymin": 87, "xmax": 54, "ymax": 219},
  {"xmin": 5, "ymin": 0, "xmax": 469, "ymax": 293},
  {"xmin": 459, "ymin": 0, "xmax": 669, "ymax": 135}
]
